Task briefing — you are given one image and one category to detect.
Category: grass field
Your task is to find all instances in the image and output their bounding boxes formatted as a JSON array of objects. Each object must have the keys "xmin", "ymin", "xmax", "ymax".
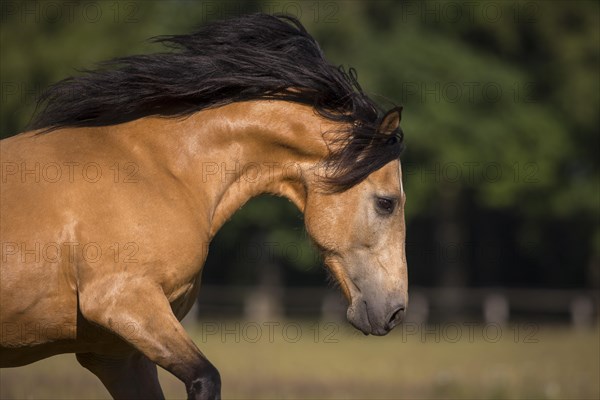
[{"xmin": 1, "ymin": 320, "xmax": 598, "ymax": 399}]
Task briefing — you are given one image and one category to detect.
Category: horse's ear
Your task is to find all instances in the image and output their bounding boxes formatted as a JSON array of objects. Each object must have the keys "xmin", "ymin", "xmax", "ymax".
[{"xmin": 378, "ymin": 106, "xmax": 403, "ymax": 135}]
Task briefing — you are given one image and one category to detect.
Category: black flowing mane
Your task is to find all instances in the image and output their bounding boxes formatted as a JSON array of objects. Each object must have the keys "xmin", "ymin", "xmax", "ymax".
[{"xmin": 31, "ymin": 14, "xmax": 403, "ymax": 191}]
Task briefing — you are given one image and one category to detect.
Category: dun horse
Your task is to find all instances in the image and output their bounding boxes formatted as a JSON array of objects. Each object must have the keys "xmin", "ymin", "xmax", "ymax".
[{"xmin": 0, "ymin": 14, "xmax": 407, "ymax": 400}]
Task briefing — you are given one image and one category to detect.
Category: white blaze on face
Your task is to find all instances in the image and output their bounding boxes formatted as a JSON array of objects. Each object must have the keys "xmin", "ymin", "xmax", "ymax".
[{"xmin": 398, "ymin": 163, "xmax": 404, "ymax": 196}]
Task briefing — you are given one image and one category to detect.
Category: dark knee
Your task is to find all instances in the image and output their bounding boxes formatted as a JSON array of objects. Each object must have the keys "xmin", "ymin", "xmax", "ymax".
[{"xmin": 187, "ymin": 363, "xmax": 221, "ymax": 400}]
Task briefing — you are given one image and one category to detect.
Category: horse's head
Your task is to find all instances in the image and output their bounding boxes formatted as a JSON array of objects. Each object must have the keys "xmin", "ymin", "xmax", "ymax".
[{"xmin": 304, "ymin": 108, "xmax": 408, "ymax": 336}]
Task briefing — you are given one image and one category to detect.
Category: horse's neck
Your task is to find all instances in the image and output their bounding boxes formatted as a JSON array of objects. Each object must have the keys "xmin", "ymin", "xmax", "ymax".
[{"xmin": 124, "ymin": 101, "xmax": 331, "ymax": 238}]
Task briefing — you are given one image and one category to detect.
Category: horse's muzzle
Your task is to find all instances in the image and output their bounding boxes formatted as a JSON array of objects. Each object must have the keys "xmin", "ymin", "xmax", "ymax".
[{"xmin": 346, "ymin": 297, "xmax": 407, "ymax": 336}]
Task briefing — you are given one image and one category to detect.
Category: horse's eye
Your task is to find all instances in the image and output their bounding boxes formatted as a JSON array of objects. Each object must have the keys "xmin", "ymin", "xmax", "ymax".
[{"xmin": 375, "ymin": 197, "xmax": 396, "ymax": 215}]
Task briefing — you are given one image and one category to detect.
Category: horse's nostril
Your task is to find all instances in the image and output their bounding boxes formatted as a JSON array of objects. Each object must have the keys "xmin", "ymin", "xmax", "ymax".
[{"xmin": 387, "ymin": 306, "xmax": 406, "ymax": 329}]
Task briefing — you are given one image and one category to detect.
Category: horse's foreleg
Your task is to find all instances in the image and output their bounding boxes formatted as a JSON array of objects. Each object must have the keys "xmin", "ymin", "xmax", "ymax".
[
  {"xmin": 76, "ymin": 351, "xmax": 164, "ymax": 399},
  {"xmin": 78, "ymin": 276, "xmax": 220, "ymax": 400}
]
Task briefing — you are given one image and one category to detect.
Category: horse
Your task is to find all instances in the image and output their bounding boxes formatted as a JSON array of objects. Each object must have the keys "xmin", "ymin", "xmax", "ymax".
[{"xmin": 0, "ymin": 14, "xmax": 407, "ymax": 400}]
